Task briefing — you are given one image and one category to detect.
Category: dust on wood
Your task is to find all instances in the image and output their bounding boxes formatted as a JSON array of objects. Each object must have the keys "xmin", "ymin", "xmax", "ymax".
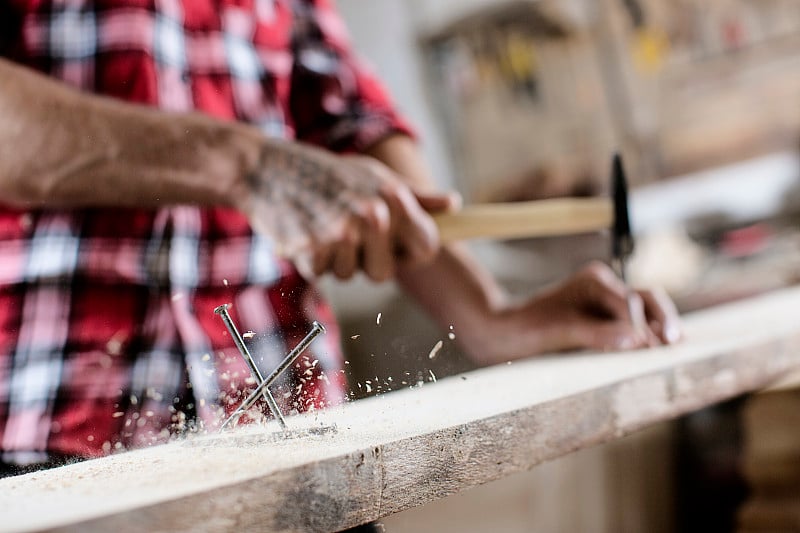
[{"xmin": 3, "ymin": 288, "xmax": 800, "ymax": 532}]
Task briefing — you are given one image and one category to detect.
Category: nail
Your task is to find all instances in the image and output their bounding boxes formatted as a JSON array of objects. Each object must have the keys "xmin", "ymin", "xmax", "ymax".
[
  {"xmin": 219, "ymin": 321, "xmax": 326, "ymax": 432},
  {"xmin": 215, "ymin": 304, "xmax": 288, "ymax": 430}
]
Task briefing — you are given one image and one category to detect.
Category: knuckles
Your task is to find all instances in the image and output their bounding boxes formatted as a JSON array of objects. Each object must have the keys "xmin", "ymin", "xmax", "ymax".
[
  {"xmin": 366, "ymin": 265, "xmax": 394, "ymax": 283},
  {"xmin": 627, "ymin": 292, "xmax": 645, "ymax": 314},
  {"xmin": 354, "ymin": 199, "xmax": 391, "ymax": 233},
  {"xmin": 579, "ymin": 260, "xmax": 614, "ymax": 283},
  {"xmin": 274, "ymin": 151, "xmax": 444, "ymax": 281},
  {"xmin": 409, "ymin": 229, "xmax": 439, "ymax": 263}
]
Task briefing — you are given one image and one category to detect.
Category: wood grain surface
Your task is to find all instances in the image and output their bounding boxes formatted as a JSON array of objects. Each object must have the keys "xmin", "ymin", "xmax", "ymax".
[{"xmin": 3, "ymin": 288, "xmax": 800, "ymax": 533}]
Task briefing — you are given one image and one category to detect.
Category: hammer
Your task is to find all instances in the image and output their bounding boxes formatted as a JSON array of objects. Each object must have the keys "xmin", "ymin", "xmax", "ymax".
[
  {"xmin": 433, "ymin": 152, "xmax": 636, "ymax": 300},
  {"xmin": 433, "ymin": 154, "xmax": 632, "ymax": 251}
]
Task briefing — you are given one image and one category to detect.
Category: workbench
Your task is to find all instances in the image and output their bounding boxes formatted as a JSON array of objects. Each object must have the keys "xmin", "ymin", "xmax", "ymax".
[{"xmin": 2, "ymin": 287, "xmax": 800, "ymax": 533}]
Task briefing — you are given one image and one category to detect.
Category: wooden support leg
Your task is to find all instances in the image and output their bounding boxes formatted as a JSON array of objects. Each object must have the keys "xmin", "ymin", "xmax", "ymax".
[{"xmin": 738, "ymin": 389, "xmax": 800, "ymax": 532}]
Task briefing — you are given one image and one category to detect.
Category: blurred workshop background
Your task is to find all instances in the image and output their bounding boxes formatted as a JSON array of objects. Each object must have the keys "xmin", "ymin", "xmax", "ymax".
[{"xmin": 325, "ymin": 1, "xmax": 800, "ymax": 532}]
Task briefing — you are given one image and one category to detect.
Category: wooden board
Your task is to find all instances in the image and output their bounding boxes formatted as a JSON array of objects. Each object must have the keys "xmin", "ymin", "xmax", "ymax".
[
  {"xmin": 761, "ymin": 368, "xmax": 800, "ymax": 393},
  {"xmin": 3, "ymin": 288, "xmax": 800, "ymax": 533}
]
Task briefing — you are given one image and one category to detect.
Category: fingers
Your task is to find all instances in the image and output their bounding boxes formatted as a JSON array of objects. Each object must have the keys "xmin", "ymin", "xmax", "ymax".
[
  {"xmin": 575, "ymin": 262, "xmax": 634, "ymax": 321},
  {"xmin": 573, "ymin": 262, "xmax": 682, "ymax": 347},
  {"xmin": 331, "ymin": 225, "xmax": 360, "ymax": 280},
  {"xmin": 359, "ymin": 199, "xmax": 395, "ymax": 282},
  {"xmin": 254, "ymin": 148, "xmax": 449, "ymax": 281},
  {"xmin": 568, "ymin": 262, "xmax": 672, "ymax": 348},
  {"xmin": 313, "ymin": 198, "xmax": 395, "ymax": 282},
  {"xmin": 302, "ymin": 191, "xmax": 434, "ymax": 283},
  {"xmin": 312, "ymin": 245, "xmax": 333, "ymax": 277},
  {"xmin": 379, "ymin": 180, "xmax": 440, "ymax": 265},
  {"xmin": 573, "ymin": 321, "xmax": 650, "ymax": 352},
  {"xmin": 415, "ymin": 190, "xmax": 462, "ymax": 213},
  {"xmin": 638, "ymin": 288, "xmax": 682, "ymax": 344},
  {"xmin": 626, "ymin": 292, "xmax": 660, "ymax": 347},
  {"xmin": 348, "ymin": 156, "xmax": 443, "ymax": 268}
]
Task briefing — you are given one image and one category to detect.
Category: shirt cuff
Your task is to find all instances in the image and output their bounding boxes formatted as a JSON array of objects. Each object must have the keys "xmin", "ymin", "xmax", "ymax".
[{"xmin": 324, "ymin": 109, "xmax": 417, "ymax": 154}]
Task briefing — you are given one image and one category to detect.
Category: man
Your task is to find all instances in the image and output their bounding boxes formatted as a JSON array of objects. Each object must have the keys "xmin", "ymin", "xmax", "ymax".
[{"xmin": 0, "ymin": 0, "xmax": 680, "ymax": 473}]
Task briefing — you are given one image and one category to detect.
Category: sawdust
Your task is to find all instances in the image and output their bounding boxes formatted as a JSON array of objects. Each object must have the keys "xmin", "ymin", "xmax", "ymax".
[
  {"xmin": 428, "ymin": 340, "xmax": 443, "ymax": 360},
  {"xmin": 3, "ymin": 290, "xmax": 800, "ymax": 530}
]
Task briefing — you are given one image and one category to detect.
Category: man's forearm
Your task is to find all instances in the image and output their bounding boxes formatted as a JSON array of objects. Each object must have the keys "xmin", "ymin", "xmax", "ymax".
[
  {"xmin": 365, "ymin": 135, "xmax": 512, "ymax": 361},
  {"xmin": 0, "ymin": 58, "xmax": 259, "ymax": 209}
]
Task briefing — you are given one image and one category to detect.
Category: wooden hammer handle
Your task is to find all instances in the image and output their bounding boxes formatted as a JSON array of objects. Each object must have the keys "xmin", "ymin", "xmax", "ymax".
[{"xmin": 433, "ymin": 198, "xmax": 613, "ymax": 242}]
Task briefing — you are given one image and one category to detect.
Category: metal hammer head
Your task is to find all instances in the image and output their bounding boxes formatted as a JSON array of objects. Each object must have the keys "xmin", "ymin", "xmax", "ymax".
[{"xmin": 611, "ymin": 152, "xmax": 634, "ymax": 262}]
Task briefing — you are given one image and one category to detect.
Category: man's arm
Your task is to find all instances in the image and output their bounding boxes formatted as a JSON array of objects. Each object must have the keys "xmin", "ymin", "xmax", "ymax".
[
  {"xmin": 0, "ymin": 57, "xmax": 258, "ymax": 209},
  {"xmin": 0, "ymin": 58, "xmax": 450, "ymax": 278},
  {"xmin": 366, "ymin": 135, "xmax": 682, "ymax": 364}
]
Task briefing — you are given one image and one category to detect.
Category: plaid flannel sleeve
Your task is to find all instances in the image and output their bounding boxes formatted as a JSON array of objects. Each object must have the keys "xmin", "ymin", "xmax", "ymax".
[{"xmin": 289, "ymin": 0, "xmax": 415, "ymax": 153}]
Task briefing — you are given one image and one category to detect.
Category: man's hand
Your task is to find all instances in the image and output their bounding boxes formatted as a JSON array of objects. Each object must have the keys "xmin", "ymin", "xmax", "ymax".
[
  {"xmin": 239, "ymin": 139, "xmax": 458, "ymax": 281},
  {"xmin": 0, "ymin": 60, "xmax": 454, "ymax": 282},
  {"xmin": 457, "ymin": 261, "xmax": 682, "ymax": 364}
]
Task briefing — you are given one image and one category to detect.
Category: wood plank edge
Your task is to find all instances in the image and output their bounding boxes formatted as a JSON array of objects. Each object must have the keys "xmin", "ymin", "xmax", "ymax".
[{"xmin": 44, "ymin": 331, "xmax": 800, "ymax": 533}]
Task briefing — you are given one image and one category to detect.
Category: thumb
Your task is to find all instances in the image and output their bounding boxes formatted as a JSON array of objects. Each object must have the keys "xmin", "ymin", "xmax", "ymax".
[{"xmin": 414, "ymin": 190, "xmax": 462, "ymax": 214}]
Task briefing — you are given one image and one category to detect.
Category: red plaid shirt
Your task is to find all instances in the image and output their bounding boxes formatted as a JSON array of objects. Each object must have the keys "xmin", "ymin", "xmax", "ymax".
[{"xmin": 0, "ymin": 0, "xmax": 411, "ymax": 464}]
